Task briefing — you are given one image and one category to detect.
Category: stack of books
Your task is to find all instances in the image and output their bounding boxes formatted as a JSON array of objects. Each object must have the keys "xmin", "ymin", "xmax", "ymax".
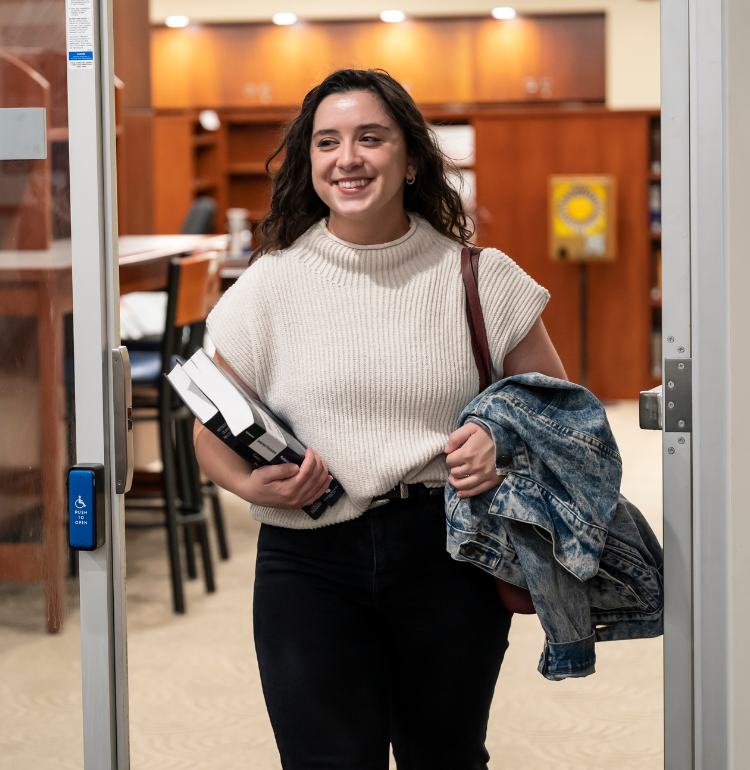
[{"xmin": 168, "ymin": 349, "xmax": 344, "ymax": 519}]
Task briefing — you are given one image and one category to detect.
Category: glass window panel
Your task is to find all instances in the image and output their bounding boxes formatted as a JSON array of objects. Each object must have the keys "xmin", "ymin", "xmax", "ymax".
[{"xmin": 0, "ymin": 2, "xmax": 82, "ymax": 766}]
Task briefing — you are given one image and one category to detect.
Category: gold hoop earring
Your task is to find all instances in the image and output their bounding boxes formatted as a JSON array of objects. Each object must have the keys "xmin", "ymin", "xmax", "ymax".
[{"xmin": 406, "ymin": 176, "xmax": 416, "ymax": 186}]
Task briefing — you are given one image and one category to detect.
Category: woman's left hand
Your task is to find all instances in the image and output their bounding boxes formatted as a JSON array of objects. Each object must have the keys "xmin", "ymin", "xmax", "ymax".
[{"xmin": 445, "ymin": 422, "xmax": 503, "ymax": 498}]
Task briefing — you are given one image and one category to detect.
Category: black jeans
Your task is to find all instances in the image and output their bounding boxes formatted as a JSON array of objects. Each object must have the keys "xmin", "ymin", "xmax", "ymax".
[{"xmin": 253, "ymin": 494, "xmax": 513, "ymax": 770}]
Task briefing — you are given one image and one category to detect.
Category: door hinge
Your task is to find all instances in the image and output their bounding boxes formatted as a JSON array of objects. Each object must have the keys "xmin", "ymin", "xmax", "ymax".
[
  {"xmin": 639, "ymin": 358, "xmax": 692, "ymax": 433},
  {"xmin": 664, "ymin": 358, "xmax": 692, "ymax": 432}
]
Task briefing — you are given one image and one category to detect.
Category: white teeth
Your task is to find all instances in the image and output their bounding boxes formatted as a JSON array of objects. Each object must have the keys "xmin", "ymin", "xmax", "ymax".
[{"xmin": 337, "ymin": 179, "xmax": 369, "ymax": 188}]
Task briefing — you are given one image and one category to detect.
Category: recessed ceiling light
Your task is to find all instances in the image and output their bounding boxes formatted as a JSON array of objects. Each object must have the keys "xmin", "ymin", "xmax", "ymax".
[
  {"xmin": 165, "ymin": 15, "xmax": 190, "ymax": 27},
  {"xmin": 491, "ymin": 7, "xmax": 517, "ymax": 19},
  {"xmin": 380, "ymin": 10, "xmax": 406, "ymax": 22},
  {"xmin": 272, "ymin": 12, "xmax": 297, "ymax": 25}
]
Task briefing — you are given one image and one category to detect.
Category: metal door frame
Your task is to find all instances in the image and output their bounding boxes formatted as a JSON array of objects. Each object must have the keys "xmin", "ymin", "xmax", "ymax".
[
  {"xmin": 67, "ymin": 0, "xmax": 129, "ymax": 764},
  {"xmin": 662, "ymin": 0, "xmax": 734, "ymax": 767},
  {"xmin": 661, "ymin": 1, "xmax": 693, "ymax": 767}
]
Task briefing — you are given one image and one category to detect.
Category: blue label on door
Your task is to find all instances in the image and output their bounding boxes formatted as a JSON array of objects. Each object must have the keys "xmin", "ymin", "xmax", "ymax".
[{"xmin": 69, "ymin": 469, "xmax": 96, "ymax": 549}]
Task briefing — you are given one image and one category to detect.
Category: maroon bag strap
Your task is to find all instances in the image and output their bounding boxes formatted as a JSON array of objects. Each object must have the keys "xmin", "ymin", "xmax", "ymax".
[
  {"xmin": 461, "ymin": 246, "xmax": 491, "ymax": 392},
  {"xmin": 462, "ymin": 247, "xmax": 536, "ymax": 613}
]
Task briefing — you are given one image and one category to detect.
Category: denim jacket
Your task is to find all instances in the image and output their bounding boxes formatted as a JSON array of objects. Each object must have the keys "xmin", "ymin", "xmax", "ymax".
[{"xmin": 445, "ymin": 374, "xmax": 664, "ymax": 681}]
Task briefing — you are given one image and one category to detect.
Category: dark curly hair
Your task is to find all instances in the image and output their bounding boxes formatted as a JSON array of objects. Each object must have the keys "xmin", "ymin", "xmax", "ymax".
[{"xmin": 252, "ymin": 68, "xmax": 474, "ymax": 257}]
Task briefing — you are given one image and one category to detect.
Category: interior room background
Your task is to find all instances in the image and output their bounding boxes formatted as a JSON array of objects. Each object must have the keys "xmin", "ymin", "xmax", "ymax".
[
  {"xmin": 0, "ymin": 1, "xmax": 665, "ymax": 767},
  {"xmin": 144, "ymin": 0, "xmax": 660, "ymax": 401},
  {"xmin": 0, "ymin": 0, "xmax": 662, "ymax": 401}
]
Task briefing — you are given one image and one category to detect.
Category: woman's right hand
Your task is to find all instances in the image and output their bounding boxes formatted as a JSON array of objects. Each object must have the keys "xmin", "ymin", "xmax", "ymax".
[{"xmin": 236, "ymin": 447, "xmax": 333, "ymax": 509}]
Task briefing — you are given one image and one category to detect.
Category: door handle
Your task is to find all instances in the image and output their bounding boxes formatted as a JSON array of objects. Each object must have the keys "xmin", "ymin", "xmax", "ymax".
[
  {"xmin": 111, "ymin": 347, "xmax": 134, "ymax": 493},
  {"xmin": 639, "ymin": 385, "xmax": 662, "ymax": 430}
]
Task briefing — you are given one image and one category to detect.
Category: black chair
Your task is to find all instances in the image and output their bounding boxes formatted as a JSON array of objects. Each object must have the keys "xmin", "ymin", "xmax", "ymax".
[
  {"xmin": 126, "ymin": 252, "xmax": 222, "ymax": 613},
  {"xmin": 122, "ymin": 262, "xmax": 231, "ymax": 566},
  {"xmin": 180, "ymin": 197, "xmax": 217, "ymax": 235}
]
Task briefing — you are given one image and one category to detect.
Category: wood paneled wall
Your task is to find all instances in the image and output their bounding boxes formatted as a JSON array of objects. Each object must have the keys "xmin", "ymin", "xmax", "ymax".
[
  {"xmin": 151, "ymin": 14, "xmax": 605, "ymax": 110},
  {"xmin": 474, "ymin": 111, "xmax": 652, "ymax": 399},
  {"xmin": 152, "ymin": 116, "xmax": 192, "ymax": 233},
  {"xmin": 114, "ymin": 0, "xmax": 154, "ymax": 234}
]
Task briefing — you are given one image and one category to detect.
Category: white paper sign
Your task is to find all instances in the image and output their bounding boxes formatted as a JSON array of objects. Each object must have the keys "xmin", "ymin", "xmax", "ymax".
[{"xmin": 66, "ymin": 0, "xmax": 94, "ymax": 69}]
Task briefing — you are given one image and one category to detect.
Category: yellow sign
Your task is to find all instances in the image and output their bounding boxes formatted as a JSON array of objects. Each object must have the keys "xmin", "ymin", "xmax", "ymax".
[{"xmin": 549, "ymin": 175, "xmax": 616, "ymax": 261}]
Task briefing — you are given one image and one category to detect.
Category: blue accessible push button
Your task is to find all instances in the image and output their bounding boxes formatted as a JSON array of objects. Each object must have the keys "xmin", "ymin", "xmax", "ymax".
[{"xmin": 68, "ymin": 464, "xmax": 105, "ymax": 551}]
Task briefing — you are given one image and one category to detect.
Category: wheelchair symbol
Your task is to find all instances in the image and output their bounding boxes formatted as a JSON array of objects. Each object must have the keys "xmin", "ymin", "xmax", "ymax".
[{"xmin": 75, "ymin": 495, "xmax": 86, "ymax": 509}]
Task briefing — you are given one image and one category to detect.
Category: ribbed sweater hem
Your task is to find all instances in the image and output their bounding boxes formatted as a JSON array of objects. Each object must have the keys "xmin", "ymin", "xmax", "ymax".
[{"xmin": 248, "ymin": 497, "xmax": 369, "ymax": 530}]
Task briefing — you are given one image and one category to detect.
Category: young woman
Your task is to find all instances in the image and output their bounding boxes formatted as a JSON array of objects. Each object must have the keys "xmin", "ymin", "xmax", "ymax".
[{"xmin": 195, "ymin": 69, "xmax": 566, "ymax": 769}]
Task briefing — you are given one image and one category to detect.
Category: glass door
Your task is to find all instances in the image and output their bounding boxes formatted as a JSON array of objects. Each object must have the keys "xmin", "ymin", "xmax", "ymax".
[{"xmin": 0, "ymin": 0, "xmax": 128, "ymax": 764}]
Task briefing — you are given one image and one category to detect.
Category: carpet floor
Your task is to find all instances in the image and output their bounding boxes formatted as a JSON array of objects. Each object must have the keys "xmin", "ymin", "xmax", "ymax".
[{"xmin": 0, "ymin": 401, "xmax": 663, "ymax": 769}]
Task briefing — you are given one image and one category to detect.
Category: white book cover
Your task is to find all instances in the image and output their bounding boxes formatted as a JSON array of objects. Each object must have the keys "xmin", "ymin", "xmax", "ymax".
[
  {"xmin": 166, "ymin": 364, "xmax": 218, "ymax": 425},
  {"xmin": 247, "ymin": 409, "xmax": 286, "ymax": 460},
  {"xmin": 184, "ymin": 349, "xmax": 288, "ymax": 459},
  {"xmin": 182, "ymin": 350, "xmax": 257, "ymax": 437}
]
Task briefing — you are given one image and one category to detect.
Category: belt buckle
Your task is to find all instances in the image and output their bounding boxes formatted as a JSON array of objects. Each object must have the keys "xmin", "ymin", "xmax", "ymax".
[{"xmin": 399, "ymin": 481, "xmax": 409, "ymax": 499}]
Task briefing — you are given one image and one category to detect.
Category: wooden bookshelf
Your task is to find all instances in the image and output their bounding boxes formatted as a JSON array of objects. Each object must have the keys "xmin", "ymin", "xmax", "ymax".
[{"xmin": 154, "ymin": 109, "xmax": 288, "ymax": 234}]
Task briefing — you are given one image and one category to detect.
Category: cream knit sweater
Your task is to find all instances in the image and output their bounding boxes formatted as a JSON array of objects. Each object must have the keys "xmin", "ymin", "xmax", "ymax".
[{"xmin": 207, "ymin": 215, "xmax": 549, "ymax": 529}]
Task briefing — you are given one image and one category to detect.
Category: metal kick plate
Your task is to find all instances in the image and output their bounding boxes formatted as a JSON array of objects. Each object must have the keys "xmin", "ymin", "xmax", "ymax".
[{"xmin": 664, "ymin": 358, "xmax": 692, "ymax": 432}]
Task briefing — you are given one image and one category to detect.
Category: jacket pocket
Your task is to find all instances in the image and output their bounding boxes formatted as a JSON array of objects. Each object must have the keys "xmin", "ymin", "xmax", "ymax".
[
  {"xmin": 589, "ymin": 546, "xmax": 663, "ymax": 613},
  {"xmin": 457, "ymin": 539, "xmax": 502, "ymax": 571},
  {"xmin": 588, "ymin": 568, "xmax": 648, "ymax": 611}
]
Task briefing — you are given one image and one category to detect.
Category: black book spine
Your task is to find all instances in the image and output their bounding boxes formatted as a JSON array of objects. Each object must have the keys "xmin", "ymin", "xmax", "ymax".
[
  {"xmin": 270, "ymin": 447, "xmax": 345, "ymax": 510},
  {"xmin": 201, "ymin": 412, "xmax": 341, "ymax": 521},
  {"xmin": 203, "ymin": 414, "xmax": 259, "ymax": 466},
  {"xmin": 210, "ymin": 437, "xmax": 329, "ymax": 520}
]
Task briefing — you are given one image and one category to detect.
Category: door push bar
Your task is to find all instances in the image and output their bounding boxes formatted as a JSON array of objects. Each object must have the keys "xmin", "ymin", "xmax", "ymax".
[
  {"xmin": 112, "ymin": 347, "xmax": 134, "ymax": 493},
  {"xmin": 639, "ymin": 358, "xmax": 692, "ymax": 432}
]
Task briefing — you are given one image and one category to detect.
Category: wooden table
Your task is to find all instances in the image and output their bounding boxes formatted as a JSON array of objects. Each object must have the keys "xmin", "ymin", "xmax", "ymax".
[{"xmin": 0, "ymin": 234, "xmax": 227, "ymax": 632}]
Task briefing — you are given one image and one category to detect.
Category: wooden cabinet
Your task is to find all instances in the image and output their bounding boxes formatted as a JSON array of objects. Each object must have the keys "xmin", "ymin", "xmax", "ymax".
[
  {"xmin": 473, "ymin": 15, "xmax": 605, "ymax": 103},
  {"xmin": 151, "ymin": 14, "xmax": 606, "ymax": 110}
]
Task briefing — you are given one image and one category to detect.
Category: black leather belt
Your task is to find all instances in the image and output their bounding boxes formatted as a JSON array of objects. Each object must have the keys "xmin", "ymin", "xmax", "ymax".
[{"xmin": 372, "ymin": 482, "xmax": 445, "ymax": 502}]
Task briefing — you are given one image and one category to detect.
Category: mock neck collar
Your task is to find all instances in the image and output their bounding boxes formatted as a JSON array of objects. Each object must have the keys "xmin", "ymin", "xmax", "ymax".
[
  {"xmin": 290, "ymin": 214, "xmax": 444, "ymax": 286},
  {"xmin": 317, "ymin": 215, "xmax": 418, "ymax": 251}
]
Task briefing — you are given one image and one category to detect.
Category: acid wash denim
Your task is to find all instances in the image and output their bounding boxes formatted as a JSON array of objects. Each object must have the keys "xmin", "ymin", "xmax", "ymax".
[{"xmin": 444, "ymin": 374, "xmax": 664, "ymax": 681}]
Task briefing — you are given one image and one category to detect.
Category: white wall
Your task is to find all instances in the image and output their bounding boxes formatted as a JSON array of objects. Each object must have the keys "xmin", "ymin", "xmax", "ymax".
[{"xmin": 149, "ymin": 0, "xmax": 661, "ymax": 109}]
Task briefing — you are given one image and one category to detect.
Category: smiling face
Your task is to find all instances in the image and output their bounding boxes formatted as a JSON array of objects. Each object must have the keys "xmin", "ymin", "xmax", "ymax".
[{"xmin": 310, "ymin": 90, "xmax": 416, "ymax": 244}]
